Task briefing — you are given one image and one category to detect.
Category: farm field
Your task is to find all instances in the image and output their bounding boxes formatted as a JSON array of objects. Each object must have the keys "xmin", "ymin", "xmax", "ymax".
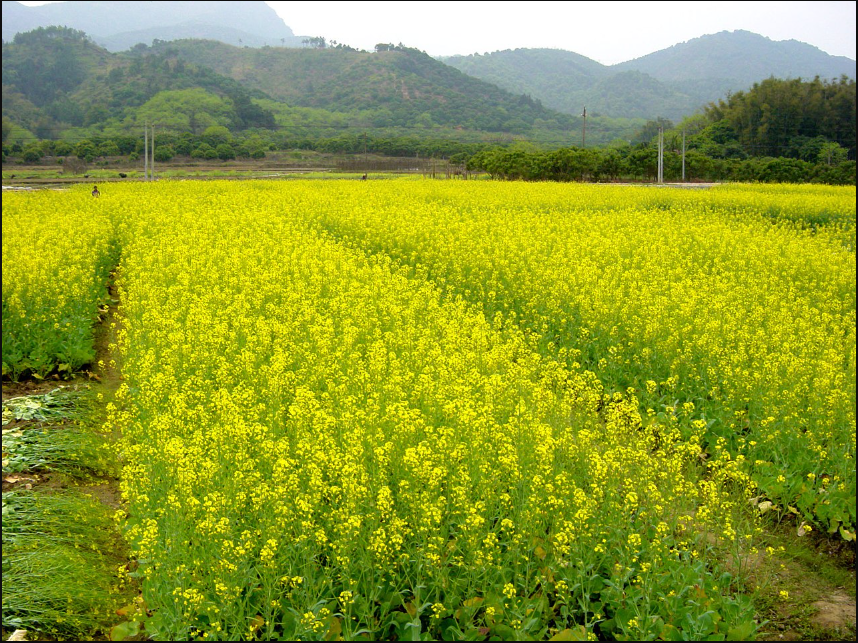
[{"xmin": 1, "ymin": 180, "xmax": 855, "ymax": 641}]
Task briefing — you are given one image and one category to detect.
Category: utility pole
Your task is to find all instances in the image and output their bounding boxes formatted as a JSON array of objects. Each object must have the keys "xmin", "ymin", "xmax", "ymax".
[
  {"xmin": 150, "ymin": 125, "xmax": 155, "ymax": 181},
  {"xmin": 657, "ymin": 126, "xmax": 664, "ymax": 184},
  {"xmin": 681, "ymin": 130, "xmax": 686, "ymax": 181},
  {"xmin": 581, "ymin": 107, "xmax": 587, "ymax": 148},
  {"xmin": 364, "ymin": 132, "xmax": 368, "ymax": 174},
  {"xmin": 144, "ymin": 122, "xmax": 149, "ymax": 181}
]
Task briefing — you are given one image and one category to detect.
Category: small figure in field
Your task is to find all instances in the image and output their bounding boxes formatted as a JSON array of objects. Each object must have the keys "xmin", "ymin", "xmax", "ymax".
[
  {"xmin": 361, "ymin": 173, "xmax": 367, "ymax": 180},
  {"xmin": 91, "ymin": 185, "xmax": 100, "ymax": 197}
]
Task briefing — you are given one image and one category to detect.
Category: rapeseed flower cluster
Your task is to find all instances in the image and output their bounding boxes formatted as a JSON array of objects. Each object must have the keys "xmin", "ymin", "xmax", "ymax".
[
  {"xmin": 92, "ymin": 181, "xmax": 760, "ymax": 640},
  {"xmin": 2, "ymin": 189, "xmax": 115, "ymax": 378},
  {"xmin": 7, "ymin": 180, "xmax": 852, "ymax": 640},
  {"xmin": 305, "ymin": 180, "xmax": 856, "ymax": 536}
]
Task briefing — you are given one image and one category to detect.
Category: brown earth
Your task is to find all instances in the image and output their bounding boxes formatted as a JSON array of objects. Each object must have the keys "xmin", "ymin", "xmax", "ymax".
[
  {"xmin": 812, "ymin": 590, "xmax": 856, "ymax": 630},
  {"xmin": 2, "ymin": 264, "xmax": 136, "ymax": 641}
]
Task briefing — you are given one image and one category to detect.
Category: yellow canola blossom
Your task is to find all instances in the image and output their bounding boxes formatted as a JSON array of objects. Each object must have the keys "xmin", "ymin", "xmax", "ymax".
[
  {"xmin": 11, "ymin": 180, "xmax": 850, "ymax": 640},
  {"xmin": 101, "ymin": 181, "xmax": 757, "ymax": 641},
  {"xmin": 2, "ymin": 188, "xmax": 115, "ymax": 378},
  {"xmin": 302, "ymin": 180, "xmax": 856, "ymax": 534}
]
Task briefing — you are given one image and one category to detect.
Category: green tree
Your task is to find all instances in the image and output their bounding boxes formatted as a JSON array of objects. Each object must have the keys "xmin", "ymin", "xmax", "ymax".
[
  {"xmin": 818, "ymin": 141, "xmax": 848, "ymax": 166},
  {"xmin": 215, "ymin": 143, "xmax": 236, "ymax": 160},
  {"xmin": 74, "ymin": 140, "xmax": 98, "ymax": 160},
  {"xmin": 154, "ymin": 145, "xmax": 175, "ymax": 162},
  {"xmin": 175, "ymin": 136, "xmax": 195, "ymax": 156},
  {"xmin": 53, "ymin": 141, "xmax": 73, "ymax": 156},
  {"xmin": 203, "ymin": 125, "xmax": 232, "ymax": 147},
  {"xmin": 98, "ymin": 141, "xmax": 121, "ymax": 157},
  {"xmin": 3, "ymin": 27, "xmax": 89, "ymax": 106},
  {"xmin": 22, "ymin": 147, "xmax": 42, "ymax": 163},
  {"xmin": 597, "ymin": 149, "xmax": 624, "ymax": 180},
  {"xmin": 137, "ymin": 89, "xmax": 233, "ymax": 133},
  {"xmin": 191, "ymin": 143, "xmax": 217, "ymax": 159}
]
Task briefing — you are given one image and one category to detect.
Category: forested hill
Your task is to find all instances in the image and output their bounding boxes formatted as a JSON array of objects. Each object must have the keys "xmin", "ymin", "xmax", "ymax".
[
  {"xmin": 614, "ymin": 30, "xmax": 856, "ymax": 86},
  {"xmin": 4, "ymin": 28, "xmax": 607, "ymax": 145},
  {"xmin": 444, "ymin": 31, "xmax": 856, "ymax": 122},
  {"xmin": 2, "ymin": 27, "xmax": 277, "ymax": 134},
  {"xmin": 443, "ymin": 49, "xmax": 700, "ymax": 121},
  {"xmin": 141, "ymin": 39, "xmax": 575, "ymax": 133}
]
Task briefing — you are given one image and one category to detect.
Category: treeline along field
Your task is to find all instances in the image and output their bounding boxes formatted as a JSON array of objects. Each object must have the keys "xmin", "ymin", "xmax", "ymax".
[{"xmin": 1, "ymin": 180, "xmax": 854, "ymax": 641}]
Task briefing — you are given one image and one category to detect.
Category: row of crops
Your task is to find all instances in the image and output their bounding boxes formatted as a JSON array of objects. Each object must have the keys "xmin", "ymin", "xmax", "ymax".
[{"xmin": 2, "ymin": 180, "xmax": 855, "ymax": 641}]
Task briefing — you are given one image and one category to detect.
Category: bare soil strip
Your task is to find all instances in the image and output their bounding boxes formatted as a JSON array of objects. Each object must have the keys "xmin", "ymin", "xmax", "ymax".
[{"xmin": 2, "ymin": 263, "xmax": 137, "ymax": 641}]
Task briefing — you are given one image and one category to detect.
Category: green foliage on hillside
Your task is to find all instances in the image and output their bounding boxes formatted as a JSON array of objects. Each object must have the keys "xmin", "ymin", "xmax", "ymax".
[
  {"xmin": 70, "ymin": 50, "xmax": 277, "ymax": 132},
  {"xmin": 444, "ymin": 48, "xmax": 605, "ymax": 111},
  {"xmin": 614, "ymin": 30, "xmax": 856, "ymax": 87},
  {"xmin": 700, "ymin": 76, "xmax": 856, "ymax": 158},
  {"xmin": 2, "ymin": 28, "xmax": 279, "ymax": 138},
  {"xmin": 445, "ymin": 34, "xmax": 856, "ymax": 123},
  {"xmin": 3, "ymin": 29, "xmax": 651, "ymax": 145},
  {"xmin": 145, "ymin": 40, "xmax": 582, "ymax": 134},
  {"xmin": 445, "ymin": 49, "xmax": 712, "ymax": 122},
  {"xmin": 3, "ymin": 27, "xmax": 852, "ymax": 176},
  {"xmin": 2, "ymin": 27, "xmax": 105, "ymax": 106}
]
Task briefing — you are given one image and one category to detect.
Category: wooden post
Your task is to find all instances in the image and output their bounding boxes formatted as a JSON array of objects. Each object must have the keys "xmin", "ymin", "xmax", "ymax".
[
  {"xmin": 150, "ymin": 125, "xmax": 155, "ymax": 180},
  {"xmin": 144, "ymin": 123, "xmax": 148, "ymax": 181}
]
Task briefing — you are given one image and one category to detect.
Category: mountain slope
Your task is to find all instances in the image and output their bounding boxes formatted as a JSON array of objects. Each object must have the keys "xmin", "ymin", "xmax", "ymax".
[
  {"xmin": 615, "ymin": 30, "xmax": 856, "ymax": 85},
  {"xmin": 1, "ymin": 0, "xmax": 302, "ymax": 50},
  {"xmin": 2, "ymin": 27, "xmax": 279, "ymax": 134},
  {"xmin": 444, "ymin": 49, "xmax": 700, "ymax": 121},
  {"xmin": 444, "ymin": 31, "xmax": 856, "ymax": 121},
  {"xmin": 2, "ymin": 26, "xmax": 111, "ymax": 107},
  {"xmin": 145, "ymin": 40, "xmax": 577, "ymax": 132},
  {"xmin": 4, "ymin": 30, "xmax": 599, "ymax": 142},
  {"xmin": 444, "ymin": 48, "xmax": 609, "ymax": 99}
]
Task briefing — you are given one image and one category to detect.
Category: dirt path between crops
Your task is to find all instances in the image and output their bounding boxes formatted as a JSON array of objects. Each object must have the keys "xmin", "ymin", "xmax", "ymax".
[
  {"xmin": 1, "ymin": 263, "xmax": 134, "ymax": 641},
  {"xmin": 75, "ymin": 263, "xmax": 126, "ymax": 502},
  {"xmin": 2, "ymin": 266, "xmax": 122, "ymax": 402},
  {"xmin": 93, "ymin": 266, "xmax": 125, "ymax": 391},
  {"xmin": 742, "ymin": 522, "xmax": 857, "ymax": 641}
]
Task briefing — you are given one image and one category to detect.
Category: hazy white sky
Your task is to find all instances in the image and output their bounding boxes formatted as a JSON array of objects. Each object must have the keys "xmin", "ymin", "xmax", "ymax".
[{"xmin": 18, "ymin": 1, "xmax": 858, "ymax": 64}]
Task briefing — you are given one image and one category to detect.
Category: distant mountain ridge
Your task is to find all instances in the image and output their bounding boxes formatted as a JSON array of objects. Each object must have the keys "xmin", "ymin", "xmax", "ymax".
[
  {"xmin": 444, "ymin": 31, "xmax": 856, "ymax": 121},
  {"xmin": 614, "ymin": 30, "xmax": 856, "ymax": 85},
  {"xmin": 2, "ymin": 2, "xmax": 855, "ymax": 126},
  {"xmin": 136, "ymin": 39, "xmax": 578, "ymax": 134},
  {"xmin": 1, "ymin": 0, "xmax": 304, "ymax": 50},
  {"xmin": 4, "ymin": 30, "xmax": 613, "ymax": 146}
]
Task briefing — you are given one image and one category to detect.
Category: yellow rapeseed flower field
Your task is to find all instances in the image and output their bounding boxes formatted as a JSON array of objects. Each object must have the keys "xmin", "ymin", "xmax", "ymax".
[
  {"xmin": 303, "ymin": 180, "xmax": 856, "ymax": 538},
  {"xmin": 2, "ymin": 189, "xmax": 115, "ymax": 379},
  {"xmin": 2, "ymin": 180, "xmax": 854, "ymax": 641}
]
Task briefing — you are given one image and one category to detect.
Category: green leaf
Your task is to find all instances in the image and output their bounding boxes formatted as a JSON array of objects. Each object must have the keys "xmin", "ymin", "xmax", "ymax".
[
  {"xmin": 660, "ymin": 624, "xmax": 684, "ymax": 641},
  {"xmin": 109, "ymin": 620, "xmax": 142, "ymax": 641},
  {"xmin": 550, "ymin": 625, "xmax": 589, "ymax": 640},
  {"xmin": 726, "ymin": 621, "xmax": 757, "ymax": 641},
  {"xmin": 324, "ymin": 616, "xmax": 342, "ymax": 641}
]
